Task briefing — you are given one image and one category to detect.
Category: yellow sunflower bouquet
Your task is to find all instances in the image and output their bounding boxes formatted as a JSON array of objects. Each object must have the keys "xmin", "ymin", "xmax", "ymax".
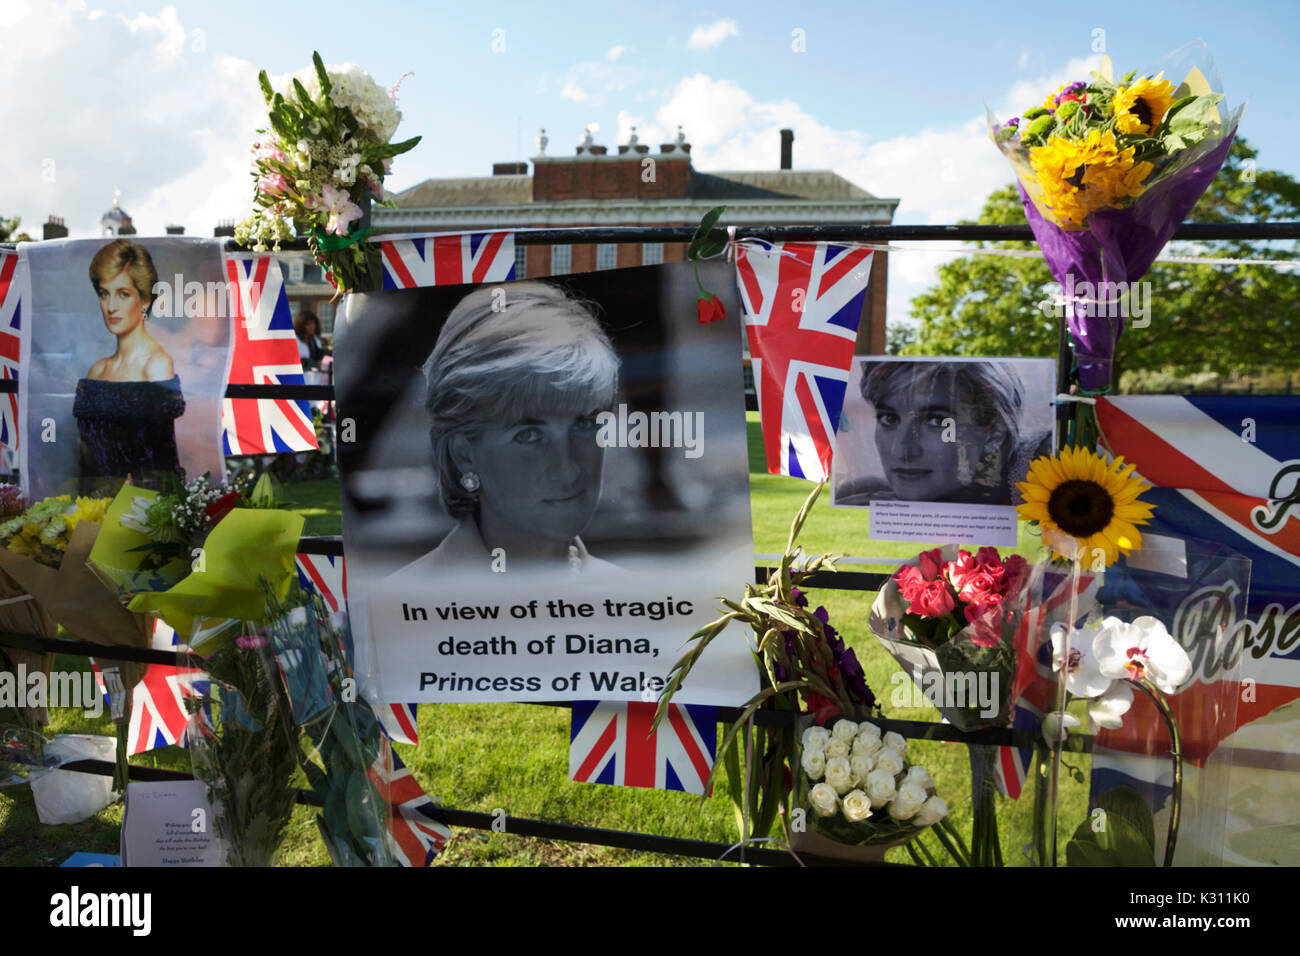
[{"xmin": 988, "ymin": 41, "xmax": 1243, "ymax": 417}]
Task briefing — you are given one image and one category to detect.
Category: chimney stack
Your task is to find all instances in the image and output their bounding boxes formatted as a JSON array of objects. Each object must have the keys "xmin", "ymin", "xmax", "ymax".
[
  {"xmin": 166, "ymin": 224, "xmax": 185, "ymax": 235},
  {"xmin": 43, "ymin": 215, "xmax": 68, "ymax": 240},
  {"xmin": 213, "ymin": 220, "xmax": 235, "ymax": 238},
  {"xmin": 779, "ymin": 129, "xmax": 794, "ymax": 170}
]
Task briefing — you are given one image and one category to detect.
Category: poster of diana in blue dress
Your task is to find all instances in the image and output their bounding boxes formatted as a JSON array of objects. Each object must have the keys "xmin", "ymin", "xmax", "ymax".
[{"xmin": 18, "ymin": 236, "xmax": 233, "ymax": 500}]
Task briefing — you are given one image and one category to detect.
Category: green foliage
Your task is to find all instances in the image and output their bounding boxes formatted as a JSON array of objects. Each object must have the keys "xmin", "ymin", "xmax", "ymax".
[
  {"xmin": 0, "ymin": 216, "xmax": 20, "ymax": 243},
  {"xmin": 906, "ymin": 139, "xmax": 1300, "ymax": 387},
  {"xmin": 1066, "ymin": 785, "xmax": 1157, "ymax": 866}
]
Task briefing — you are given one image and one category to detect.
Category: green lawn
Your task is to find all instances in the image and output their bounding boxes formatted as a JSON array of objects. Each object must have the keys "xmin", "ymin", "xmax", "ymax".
[{"xmin": 0, "ymin": 413, "xmax": 1092, "ymax": 866}]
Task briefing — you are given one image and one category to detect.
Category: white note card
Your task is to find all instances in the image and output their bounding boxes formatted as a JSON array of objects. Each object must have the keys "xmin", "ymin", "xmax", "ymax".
[
  {"xmin": 868, "ymin": 500, "xmax": 1019, "ymax": 546},
  {"xmin": 120, "ymin": 781, "xmax": 226, "ymax": 867}
]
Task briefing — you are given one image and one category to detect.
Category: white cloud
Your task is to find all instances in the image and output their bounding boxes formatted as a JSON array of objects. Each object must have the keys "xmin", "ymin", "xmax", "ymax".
[
  {"xmin": 561, "ymin": 81, "xmax": 589, "ymax": 102},
  {"xmin": 688, "ymin": 18, "xmax": 739, "ymax": 51},
  {"xmin": 1018, "ymin": 49, "xmax": 1030, "ymax": 71},
  {"xmin": 651, "ymin": 66, "xmax": 1107, "ymax": 324},
  {"xmin": 606, "ymin": 45, "xmax": 625, "ymax": 61},
  {"xmin": 0, "ymin": 2, "xmax": 267, "ymax": 238},
  {"xmin": 117, "ymin": 6, "xmax": 186, "ymax": 64}
]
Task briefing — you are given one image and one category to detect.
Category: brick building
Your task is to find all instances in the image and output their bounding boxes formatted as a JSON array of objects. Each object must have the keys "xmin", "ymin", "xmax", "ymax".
[{"xmin": 374, "ymin": 127, "xmax": 899, "ymax": 353}]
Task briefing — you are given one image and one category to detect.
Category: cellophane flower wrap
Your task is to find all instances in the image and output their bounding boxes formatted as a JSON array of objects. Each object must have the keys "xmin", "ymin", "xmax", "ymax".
[
  {"xmin": 184, "ymin": 583, "xmax": 394, "ymax": 868},
  {"xmin": 87, "ymin": 476, "xmax": 304, "ymax": 641},
  {"xmin": 988, "ymin": 41, "xmax": 1243, "ymax": 411},
  {"xmin": 794, "ymin": 716, "xmax": 948, "ymax": 850},
  {"xmin": 0, "ymin": 494, "xmax": 151, "ymax": 779},
  {"xmin": 236, "ymin": 52, "xmax": 420, "ymax": 293},
  {"xmin": 869, "ymin": 546, "xmax": 1031, "ymax": 732}
]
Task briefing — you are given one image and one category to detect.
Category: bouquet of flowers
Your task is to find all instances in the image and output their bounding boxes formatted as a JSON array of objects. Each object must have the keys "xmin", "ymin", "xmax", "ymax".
[
  {"xmin": 654, "ymin": 484, "xmax": 906, "ymax": 855},
  {"xmin": 795, "ymin": 717, "xmax": 953, "ymax": 862},
  {"xmin": 0, "ymin": 493, "xmax": 153, "ymax": 785},
  {"xmin": 236, "ymin": 52, "xmax": 421, "ymax": 294},
  {"xmin": 185, "ymin": 613, "xmax": 302, "ymax": 867},
  {"xmin": 870, "ymin": 546, "xmax": 1030, "ymax": 733},
  {"xmin": 989, "ymin": 41, "xmax": 1242, "ymax": 445},
  {"xmin": 870, "ymin": 545, "xmax": 1033, "ymax": 865},
  {"xmin": 88, "ymin": 473, "xmax": 302, "ymax": 643}
]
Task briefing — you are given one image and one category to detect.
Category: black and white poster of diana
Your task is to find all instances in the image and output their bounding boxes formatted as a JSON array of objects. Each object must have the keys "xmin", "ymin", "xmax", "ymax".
[
  {"xmin": 19, "ymin": 236, "xmax": 233, "ymax": 500},
  {"xmin": 335, "ymin": 260, "xmax": 758, "ymax": 705}
]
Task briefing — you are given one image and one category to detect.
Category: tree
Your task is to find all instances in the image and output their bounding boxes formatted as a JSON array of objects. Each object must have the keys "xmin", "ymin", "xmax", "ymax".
[
  {"xmin": 905, "ymin": 139, "xmax": 1300, "ymax": 388},
  {"xmin": 0, "ymin": 216, "xmax": 21, "ymax": 243}
]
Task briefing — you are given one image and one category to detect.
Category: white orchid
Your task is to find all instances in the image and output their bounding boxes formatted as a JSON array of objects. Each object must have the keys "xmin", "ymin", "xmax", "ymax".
[
  {"xmin": 1093, "ymin": 615, "xmax": 1193, "ymax": 695},
  {"xmin": 1050, "ymin": 622, "xmax": 1113, "ymax": 699},
  {"xmin": 1087, "ymin": 680, "xmax": 1134, "ymax": 730}
]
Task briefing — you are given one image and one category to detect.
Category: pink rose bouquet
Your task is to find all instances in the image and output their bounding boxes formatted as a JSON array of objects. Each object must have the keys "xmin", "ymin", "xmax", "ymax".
[{"xmin": 869, "ymin": 545, "xmax": 1031, "ymax": 732}]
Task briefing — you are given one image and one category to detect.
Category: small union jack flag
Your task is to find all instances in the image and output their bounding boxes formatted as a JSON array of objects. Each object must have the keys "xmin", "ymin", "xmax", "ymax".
[
  {"xmin": 379, "ymin": 231, "xmax": 516, "ymax": 289},
  {"xmin": 295, "ymin": 552, "xmax": 419, "ymax": 745},
  {"xmin": 367, "ymin": 744, "xmax": 451, "ymax": 867},
  {"xmin": 221, "ymin": 255, "xmax": 317, "ymax": 454},
  {"xmin": 92, "ymin": 621, "xmax": 201, "ymax": 755},
  {"xmin": 569, "ymin": 700, "xmax": 717, "ymax": 795},
  {"xmin": 735, "ymin": 241, "xmax": 874, "ymax": 481},
  {"xmin": 0, "ymin": 251, "xmax": 22, "ymax": 451}
]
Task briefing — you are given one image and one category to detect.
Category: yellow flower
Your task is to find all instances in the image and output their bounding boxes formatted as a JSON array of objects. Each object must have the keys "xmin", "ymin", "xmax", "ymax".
[
  {"xmin": 1112, "ymin": 74, "xmax": 1175, "ymax": 136},
  {"xmin": 1028, "ymin": 128, "xmax": 1153, "ymax": 227},
  {"xmin": 1016, "ymin": 446, "xmax": 1155, "ymax": 567}
]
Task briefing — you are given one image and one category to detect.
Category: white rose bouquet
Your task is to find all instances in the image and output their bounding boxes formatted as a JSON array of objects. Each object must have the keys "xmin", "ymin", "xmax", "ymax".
[
  {"xmin": 794, "ymin": 717, "xmax": 960, "ymax": 859},
  {"xmin": 236, "ymin": 52, "xmax": 421, "ymax": 293}
]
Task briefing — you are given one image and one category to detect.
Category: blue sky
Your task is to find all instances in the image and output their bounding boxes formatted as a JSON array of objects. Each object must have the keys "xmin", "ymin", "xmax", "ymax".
[{"xmin": 2, "ymin": 0, "xmax": 1295, "ymax": 323}]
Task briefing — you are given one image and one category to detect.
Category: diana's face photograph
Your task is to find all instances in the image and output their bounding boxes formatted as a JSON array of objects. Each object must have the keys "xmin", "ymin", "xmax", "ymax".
[
  {"xmin": 871, "ymin": 372, "xmax": 1002, "ymax": 502},
  {"xmin": 96, "ymin": 269, "xmax": 149, "ymax": 336},
  {"xmin": 833, "ymin": 357, "xmax": 1056, "ymax": 509},
  {"xmin": 457, "ymin": 409, "xmax": 607, "ymax": 552}
]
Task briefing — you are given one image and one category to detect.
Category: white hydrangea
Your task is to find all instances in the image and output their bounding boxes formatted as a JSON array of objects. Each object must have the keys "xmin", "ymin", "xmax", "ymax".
[{"xmin": 282, "ymin": 62, "xmax": 403, "ymax": 144}]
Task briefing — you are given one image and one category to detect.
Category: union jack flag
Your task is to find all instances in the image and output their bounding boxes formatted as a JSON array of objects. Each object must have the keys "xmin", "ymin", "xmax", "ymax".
[
  {"xmin": 0, "ymin": 251, "xmax": 22, "ymax": 450},
  {"xmin": 1090, "ymin": 396, "xmax": 1300, "ymax": 859},
  {"xmin": 367, "ymin": 743, "xmax": 451, "ymax": 866},
  {"xmin": 294, "ymin": 552, "xmax": 420, "ymax": 745},
  {"xmin": 569, "ymin": 700, "xmax": 717, "ymax": 795},
  {"xmin": 379, "ymin": 232, "xmax": 516, "ymax": 289},
  {"xmin": 220, "ymin": 255, "xmax": 317, "ymax": 454},
  {"xmin": 93, "ymin": 621, "xmax": 201, "ymax": 754},
  {"xmin": 735, "ymin": 241, "xmax": 873, "ymax": 481}
]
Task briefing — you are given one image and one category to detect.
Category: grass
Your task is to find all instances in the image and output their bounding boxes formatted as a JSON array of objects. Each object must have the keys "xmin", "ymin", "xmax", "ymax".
[{"xmin": 0, "ymin": 413, "xmax": 1093, "ymax": 866}]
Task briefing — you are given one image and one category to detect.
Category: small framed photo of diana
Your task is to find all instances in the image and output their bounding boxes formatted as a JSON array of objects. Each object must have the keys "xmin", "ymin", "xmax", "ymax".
[{"xmin": 832, "ymin": 356, "xmax": 1056, "ymax": 508}]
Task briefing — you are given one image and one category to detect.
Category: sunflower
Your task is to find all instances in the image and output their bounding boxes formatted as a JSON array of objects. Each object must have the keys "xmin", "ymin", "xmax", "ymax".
[
  {"xmin": 1029, "ymin": 128, "xmax": 1153, "ymax": 228},
  {"xmin": 1112, "ymin": 74, "xmax": 1175, "ymax": 136},
  {"xmin": 1016, "ymin": 446, "xmax": 1155, "ymax": 567}
]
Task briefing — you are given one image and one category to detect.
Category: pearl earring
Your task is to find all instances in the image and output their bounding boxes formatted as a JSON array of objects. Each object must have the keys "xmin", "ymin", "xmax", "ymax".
[{"xmin": 459, "ymin": 472, "xmax": 481, "ymax": 493}]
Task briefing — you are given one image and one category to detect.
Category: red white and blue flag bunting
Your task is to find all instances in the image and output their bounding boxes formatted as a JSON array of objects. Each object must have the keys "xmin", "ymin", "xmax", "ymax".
[
  {"xmin": 0, "ymin": 251, "xmax": 23, "ymax": 451},
  {"xmin": 379, "ymin": 231, "xmax": 516, "ymax": 290},
  {"xmin": 92, "ymin": 620, "xmax": 201, "ymax": 755},
  {"xmin": 368, "ymin": 745, "xmax": 451, "ymax": 866},
  {"xmin": 295, "ymin": 551, "xmax": 420, "ymax": 745},
  {"xmin": 220, "ymin": 255, "xmax": 317, "ymax": 454},
  {"xmin": 735, "ymin": 241, "xmax": 873, "ymax": 481},
  {"xmin": 569, "ymin": 700, "xmax": 717, "ymax": 795}
]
